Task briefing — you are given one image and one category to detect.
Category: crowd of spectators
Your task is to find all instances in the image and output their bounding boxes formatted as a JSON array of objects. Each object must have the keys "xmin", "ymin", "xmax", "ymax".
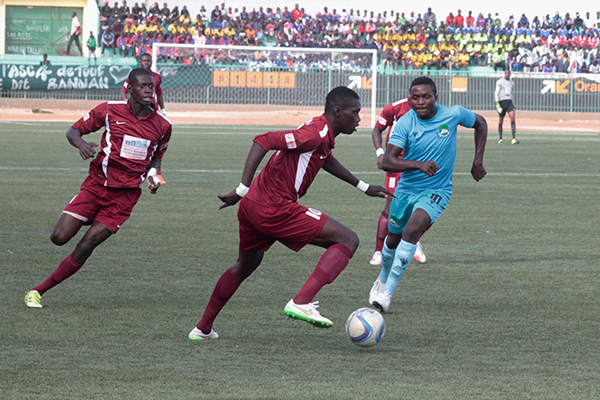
[{"xmin": 96, "ymin": 1, "xmax": 600, "ymax": 73}]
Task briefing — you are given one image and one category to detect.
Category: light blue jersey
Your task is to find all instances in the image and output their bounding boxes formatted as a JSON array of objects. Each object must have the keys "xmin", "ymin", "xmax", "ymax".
[{"xmin": 388, "ymin": 105, "xmax": 476, "ymax": 196}]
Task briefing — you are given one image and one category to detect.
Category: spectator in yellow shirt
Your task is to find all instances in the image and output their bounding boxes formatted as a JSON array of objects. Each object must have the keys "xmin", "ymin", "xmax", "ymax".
[{"xmin": 457, "ymin": 49, "xmax": 470, "ymax": 70}]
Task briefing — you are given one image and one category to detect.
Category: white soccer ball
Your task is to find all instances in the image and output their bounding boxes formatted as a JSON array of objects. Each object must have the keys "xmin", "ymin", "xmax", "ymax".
[{"xmin": 346, "ymin": 307, "xmax": 386, "ymax": 347}]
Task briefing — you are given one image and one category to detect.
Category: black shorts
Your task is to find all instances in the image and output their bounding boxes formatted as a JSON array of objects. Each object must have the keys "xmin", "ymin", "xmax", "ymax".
[{"xmin": 498, "ymin": 100, "xmax": 515, "ymax": 117}]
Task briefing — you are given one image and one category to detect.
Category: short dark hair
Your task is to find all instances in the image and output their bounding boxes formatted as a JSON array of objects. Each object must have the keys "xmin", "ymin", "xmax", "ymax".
[
  {"xmin": 128, "ymin": 67, "xmax": 153, "ymax": 85},
  {"xmin": 324, "ymin": 86, "xmax": 359, "ymax": 113},
  {"xmin": 140, "ymin": 53, "xmax": 152, "ymax": 60},
  {"xmin": 410, "ymin": 76, "xmax": 437, "ymax": 95}
]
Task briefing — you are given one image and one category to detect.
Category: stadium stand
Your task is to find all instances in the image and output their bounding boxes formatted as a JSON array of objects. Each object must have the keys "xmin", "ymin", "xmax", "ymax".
[{"xmin": 90, "ymin": 2, "xmax": 600, "ymax": 74}]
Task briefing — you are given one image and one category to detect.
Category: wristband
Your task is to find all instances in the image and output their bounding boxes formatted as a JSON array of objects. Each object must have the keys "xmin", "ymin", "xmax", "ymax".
[
  {"xmin": 148, "ymin": 167, "xmax": 157, "ymax": 178},
  {"xmin": 356, "ymin": 180, "xmax": 369, "ymax": 193},
  {"xmin": 375, "ymin": 148, "xmax": 385, "ymax": 157},
  {"xmin": 235, "ymin": 183, "xmax": 249, "ymax": 197}
]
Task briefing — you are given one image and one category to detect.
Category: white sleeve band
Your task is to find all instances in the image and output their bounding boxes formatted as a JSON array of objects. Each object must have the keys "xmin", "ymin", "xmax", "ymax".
[
  {"xmin": 148, "ymin": 167, "xmax": 157, "ymax": 177},
  {"xmin": 375, "ymin": 148, "xmax": 385, "ymax": 157},
  {"xmin": 356, "ymin": 180, "xmax": 369, "ymax": 193},
  {"xmin": 235, "ymin": 183, "xmax": 249, "ymax": 197}
]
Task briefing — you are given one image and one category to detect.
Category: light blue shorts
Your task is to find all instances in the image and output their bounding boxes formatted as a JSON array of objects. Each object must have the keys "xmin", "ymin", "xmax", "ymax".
[{"xmin": 388, "ymin": 190, "xmax": 450, "ymax": 235}]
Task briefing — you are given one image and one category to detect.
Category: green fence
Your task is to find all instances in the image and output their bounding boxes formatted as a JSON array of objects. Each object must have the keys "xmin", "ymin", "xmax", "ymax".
[{"xmin": 1, "ymin": 62, "xmax": 598, "ymax": 113}]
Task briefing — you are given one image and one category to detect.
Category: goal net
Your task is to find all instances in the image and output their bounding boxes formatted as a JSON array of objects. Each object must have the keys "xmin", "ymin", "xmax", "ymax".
[{"xmin": 151, "ymin": 43, "xmax": 378, "ymax": 127}]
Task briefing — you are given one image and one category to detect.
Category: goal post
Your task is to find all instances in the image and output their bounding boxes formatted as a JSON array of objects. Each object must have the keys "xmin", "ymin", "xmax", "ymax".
[{"xmin": 151, "ymin": 43, "xmax": 378, "ymax": 127}]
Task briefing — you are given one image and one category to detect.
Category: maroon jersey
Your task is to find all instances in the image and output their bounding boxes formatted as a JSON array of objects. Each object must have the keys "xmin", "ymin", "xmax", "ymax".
[
  {"xmin": 246, "ymin": 114, "xmax": 335, "ymax": 205},
  {"xmin": 72, "ymin": 100, "xmax": 172, "ymax": 188},
  {"xmin": 121, "ymin": 71, "xmax": 163, "ymax": 107},
  {"xmin": 375, "ymin": 98, "xmax": 412, "ymax": 145}
]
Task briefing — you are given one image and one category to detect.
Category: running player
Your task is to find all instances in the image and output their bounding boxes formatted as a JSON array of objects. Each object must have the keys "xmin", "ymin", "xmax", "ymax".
[
  {"xmin": 189, "ymin": 87, "xmax": 392, "ymax": 340},
  {"xmin": 122, "ymin": 53, "xmax": 167, "ymax": 183},
  {"xmin": 495, "ymin": 69, "xmax": 519, "ymax": 144},
  {"xmin": 369, "ymin": 76, "xmax": 488, "ymax": 313},
  {"xmin": 370, "ymin": 98, "xmax": 426, "ymax": 267},
  {"xmin": 24, "ymin": 68, "xmax": 172, "ymax": 308}
]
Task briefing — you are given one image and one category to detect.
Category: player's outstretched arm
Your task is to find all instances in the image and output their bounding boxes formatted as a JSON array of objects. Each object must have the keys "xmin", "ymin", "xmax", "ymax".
[
  {"xmin": 471, "ymin": 113, "xmax": 488, "ymax": 181},
  {"xmin": 382, "ymin": 144, "xmax": 439, "ymax": 176},
  {"xmin": 66, "ymin": 126, "xmax": 98, "ymax": 160},
  {"xmin": 322, "ymin": 157, "xmax": 393, "ymax": 198},
  {"xmin": 218, "ymin": 142, "xmax": 267, "ymax": 210}
]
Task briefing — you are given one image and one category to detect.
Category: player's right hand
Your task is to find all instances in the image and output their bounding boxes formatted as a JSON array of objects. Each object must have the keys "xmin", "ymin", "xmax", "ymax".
[
  {"xmin": 495, "ymin": 102, "xmax": 502, "ymax": 114},
  {"xmin": 419, "ymin": 160, "xmax": 439, "ymax": 176},
  {"xmin": 217, "ymin": 189, "xmax": 242, "ymax": 210},
  {"xmin": 78, "ymin": 142, "xmax": 98, "ymax": 160}
]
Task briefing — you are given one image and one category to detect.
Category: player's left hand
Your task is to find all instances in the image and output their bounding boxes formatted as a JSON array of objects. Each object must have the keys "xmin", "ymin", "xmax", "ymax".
[
  {"xmin": 471, "ymin": 162, "xmax": 487, "ymax": 181},
  {"xmin": 148, "ymin": 175, "xmax": 161, "ymax": 194},
  {"xmin": 376, "ymin": 154, "xmax": 384, "ymax": 169},
  {"xmin": 217, "ymin": 188, "xmax": 242, "ymax": 209},
  {"xmin": 365, "ymin": 184, "xmax": 395, "ymax": 198}
]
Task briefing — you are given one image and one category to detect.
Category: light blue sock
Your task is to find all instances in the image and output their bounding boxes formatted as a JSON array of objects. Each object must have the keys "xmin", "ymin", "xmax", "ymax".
[
  {"xmin": 378, "ymin": 239, "xmax": 395, "ymax": 283},
  {"xmin": 382, "ymin": 240, "xmax": 417, "ymax": 295}
]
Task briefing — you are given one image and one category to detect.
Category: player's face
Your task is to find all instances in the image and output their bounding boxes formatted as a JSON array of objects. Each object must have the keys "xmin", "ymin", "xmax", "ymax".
[
  {"xmin": 129, "ymin": 74, "xmax": 154, "ymax": 105},
  {"xmin": 504, "ymin": 70, "xmax": 511, "ymax": 80},
  {"xmin": 409, "ymin": 84, "xmax": 437, "ymax": 120},
  {"xmin": 140, "ymin": 56, "xmax": 152, "ymax": 70},
  {"xmin": 336, "ymin": 98, "xmax": 362, "ymax": 134}
]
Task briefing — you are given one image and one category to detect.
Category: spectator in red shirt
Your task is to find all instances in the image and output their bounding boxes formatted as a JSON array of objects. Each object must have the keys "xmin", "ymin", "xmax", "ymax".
[
  {"xmin": 466, "ymin": 11, "xmax": 475, "ymax": 27},
  {"xmin": 290, "ymin": 3, "xmax": 303, "ymax": 20},
  {"xmin": 455, "ymin": 10, "xmax": 464, "ymax": 26}
]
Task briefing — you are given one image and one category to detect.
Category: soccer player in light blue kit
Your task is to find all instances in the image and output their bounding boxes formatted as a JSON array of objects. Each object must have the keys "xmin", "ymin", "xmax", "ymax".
[{"xmin": 369, "ymin": 77, "xmax": 488, "ymax": 312}]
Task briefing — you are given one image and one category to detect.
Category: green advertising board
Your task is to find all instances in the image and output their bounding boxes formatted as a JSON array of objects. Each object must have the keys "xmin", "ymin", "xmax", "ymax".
[
  {"xmin": 5, "ymin": 6, "xmax": 82, "ymax": 56},
  {"xmin": 0, "ymin": 64, "xmax": 211, "ymax": 91}
]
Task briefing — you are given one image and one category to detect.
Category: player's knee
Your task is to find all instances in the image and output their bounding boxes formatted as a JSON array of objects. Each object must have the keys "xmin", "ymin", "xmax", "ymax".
[
  {"xmin": 50, "ymin": 231, "xmax": 70, "ymax": 246},
  {"xmin": 341, "ymin": 230, "xmax": 360, "ymax": 253},
  {"xmin": 401, "ymin": 226, "xmax": 421, "ymax": 243}
]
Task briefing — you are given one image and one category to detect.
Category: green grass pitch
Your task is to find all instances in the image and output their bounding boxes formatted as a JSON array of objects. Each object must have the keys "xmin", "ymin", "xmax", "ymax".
[{"xmin": 1, "ymin": 120, "xmax": 599, "ymax": 399}]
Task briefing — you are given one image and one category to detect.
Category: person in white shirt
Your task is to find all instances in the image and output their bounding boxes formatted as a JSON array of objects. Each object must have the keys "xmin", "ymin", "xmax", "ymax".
[
  {"xmin": 66, "ymin": 12, "xmax": 83, "ymax": 56},
  {"xmin": 495, "ymin": 69, "xmax": 519, "ymax": 144}
]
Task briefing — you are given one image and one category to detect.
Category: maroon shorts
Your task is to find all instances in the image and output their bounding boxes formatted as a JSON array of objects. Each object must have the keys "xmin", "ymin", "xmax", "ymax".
[
  {"xmin": 63, "ymin": 176, "xmax": 142, "ymax": 233},
  {"xmin": 237, "ymin": 197, "xmax": 329, "ymax": 253},
  {"xmin": 385, "ymin": 171, "xmax": 401, "ymax": 192}
]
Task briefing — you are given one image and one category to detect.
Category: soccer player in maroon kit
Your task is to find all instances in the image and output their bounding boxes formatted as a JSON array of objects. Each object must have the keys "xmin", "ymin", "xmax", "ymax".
[
  {"xmin": 24, "ymin": 68, "xmax": 172, "ymax": 308},
  {"xmin": 121, "ymin": 53, "xmax": 167, "ymax": 183},
  {"xmin": 370, "ymin": 98, "xmax": 427, "ymax": 267},
  {"xmin": 189, "ymin": 87, "xmax": 392, "ymax": 340}
]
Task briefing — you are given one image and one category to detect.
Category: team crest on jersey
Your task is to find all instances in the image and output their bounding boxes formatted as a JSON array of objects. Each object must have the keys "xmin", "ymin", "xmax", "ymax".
[
  {"xmin": 438, "ymin": 124, "xmax": 450, "ymax": 137},
  {"xmin": 389, "ymin": 216, "xmax": 399, "ymax": 227}
]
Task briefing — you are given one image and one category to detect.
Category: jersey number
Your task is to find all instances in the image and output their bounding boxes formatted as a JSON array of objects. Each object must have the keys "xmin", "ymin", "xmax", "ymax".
[{"xmin": 305, "ymin": 208, "xmax": 322, "ymax": 220}]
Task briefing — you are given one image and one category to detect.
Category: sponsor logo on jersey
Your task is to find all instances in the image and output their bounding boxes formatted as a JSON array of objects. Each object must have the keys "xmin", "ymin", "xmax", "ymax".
[
  {"xmin": 389, "ymin": 216, "xmax": 399, "ymax": 227},
  {"xmin": 378, "ymin": 116, "xmax": 387, "ymax": 126},
  {"xmin": 438, "ymin": 124, "xmax": 450, "ymax": 137},
  {"xmin": 285, "ymin": 133, "xmax": 297, "ymax": 149}
]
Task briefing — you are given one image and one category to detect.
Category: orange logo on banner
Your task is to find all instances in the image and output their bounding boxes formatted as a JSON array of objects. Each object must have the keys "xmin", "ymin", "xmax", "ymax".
[
  {"xmin": 556, "ymin": 80, "xmax": 570, "ymax": 93},
  {"xmin": 280, "ymin": 72, "xmax": 296, "ymax": 88},
  {"xmin": 213, "ymin": 71, "xmax": 229, "ymax": 87},
  {"xmin": 451, "ymin": 77, "xmax": 468, "ymax": 92},
  {"xmin": 230, "ymin": 71, "xmax": 246, "ymax": 87},
  {"xmin": 263, "ymin": 72, "xmax": 279, "ymax": 88},
  {"xmin": 212, "ymin": 72, "xmax": 296, "ymax": 88},
  {"xmin": 362, "ymin": 76, "xmax": 372, "ymax": 89},
  {"xmin": 247, "ymin": 72, "xmax": 262, "ymax": 88}
]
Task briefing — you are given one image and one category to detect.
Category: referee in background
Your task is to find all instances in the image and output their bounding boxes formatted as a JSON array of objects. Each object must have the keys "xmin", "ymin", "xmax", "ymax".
[{"xmin": 495, "ymin": 69, "xmax": 519, "ymax": 144}]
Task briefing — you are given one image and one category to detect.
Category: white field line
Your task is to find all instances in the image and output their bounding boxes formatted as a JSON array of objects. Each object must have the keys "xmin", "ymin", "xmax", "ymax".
[{"xmin": 1, "ymin": 166, "xmax": 599, "ymax": 178}]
